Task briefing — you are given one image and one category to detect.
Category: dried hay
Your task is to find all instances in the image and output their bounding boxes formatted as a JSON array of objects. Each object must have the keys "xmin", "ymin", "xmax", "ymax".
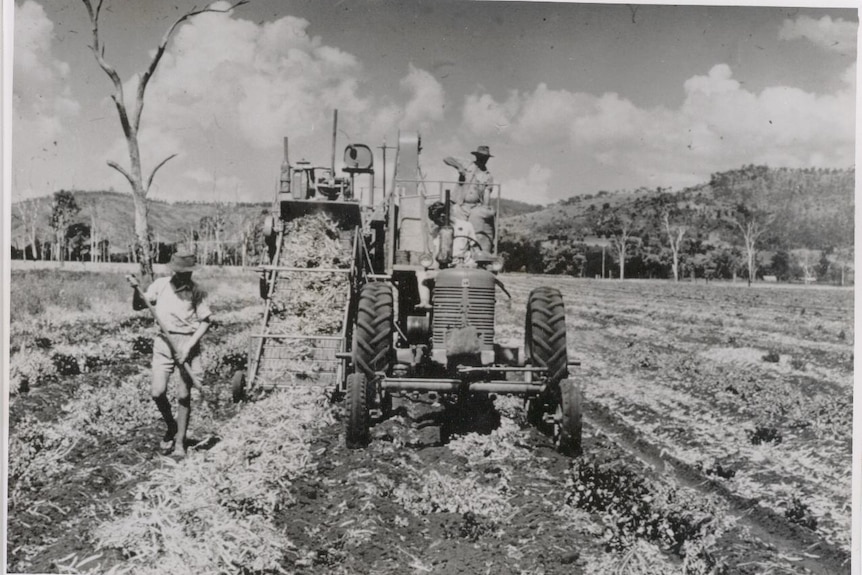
[
  {"xmin": 267, "ymin": 213, "xmax": 350, "ymax": 336},
  {"xmin": 92, "ymin": 388, "xmax": 334, "ymax": 575},
  {"xmin": 8, "ymin": 372, "xmax": 156, "ymax": 502},
  {"xmin": 392, "ymin": 469, "xmax": 512, "ymax": 522},
  {"xmin": 258, "ymin": 213, "xmax": 353, "ymax": 384}
]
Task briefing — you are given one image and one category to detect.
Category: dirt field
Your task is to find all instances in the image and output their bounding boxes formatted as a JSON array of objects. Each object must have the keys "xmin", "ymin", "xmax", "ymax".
[{"xmin": 5, "ymin": 269, "xmax": 854, "ymax": 574}]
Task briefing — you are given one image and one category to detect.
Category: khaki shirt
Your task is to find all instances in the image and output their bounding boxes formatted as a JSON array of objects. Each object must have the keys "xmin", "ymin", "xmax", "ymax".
[
  {"xmin": 144, "ymin": 277, "xmax": 212, "ymax": 334},
  {"xmin": 460, "ymin": 161, "xmax": 494, "ymax": 206}
]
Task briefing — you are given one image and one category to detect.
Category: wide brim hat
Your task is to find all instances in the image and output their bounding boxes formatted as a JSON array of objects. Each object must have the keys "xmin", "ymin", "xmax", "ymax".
[
  {"xmin": 168, "ymin": 251, "xmax": 200, "ymax": 273},
  {"xmin": 471, "ymin": 145, "xmax": 493, "ymax": 158}
]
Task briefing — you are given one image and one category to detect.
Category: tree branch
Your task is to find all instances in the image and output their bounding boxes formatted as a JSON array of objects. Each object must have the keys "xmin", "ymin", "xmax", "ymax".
[
  {"xmin": 107, "ymin": 160, "xmax": 135, "ymax": 189},
  {"xmin": 145, "ymin": 153, "xmax": 178, "ymax": 192},
  {"xmin": 81, "ymin": 0, "xmax": 127, "ymax": 119},
  {"xmin": 132, "ymin": 0, "xmax": 249, "ymax": 131}
]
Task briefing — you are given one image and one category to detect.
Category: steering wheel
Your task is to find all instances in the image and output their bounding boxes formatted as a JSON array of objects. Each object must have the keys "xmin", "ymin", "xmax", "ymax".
[{"xmin": 453, "ymin": 234, "xmax": 484, "ymax": 251}]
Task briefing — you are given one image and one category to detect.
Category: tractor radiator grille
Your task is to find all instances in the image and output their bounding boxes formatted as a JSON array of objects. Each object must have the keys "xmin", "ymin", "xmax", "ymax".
[{"xmin": 432, "ymin": 285, "xmax": 495, "ymax": 350}]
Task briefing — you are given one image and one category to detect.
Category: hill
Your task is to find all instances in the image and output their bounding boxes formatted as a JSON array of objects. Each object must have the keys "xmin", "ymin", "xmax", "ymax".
[
  {"xmin": 498, "ymin": 165, "xmax": 853, "ymax": 281},
  {"xmin": 506, "ymin": 165, "xmax": 854, "ymax": 251}
]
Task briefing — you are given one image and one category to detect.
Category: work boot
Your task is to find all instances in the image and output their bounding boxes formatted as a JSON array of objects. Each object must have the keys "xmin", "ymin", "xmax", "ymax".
[{"xmin": 160, "ymin": 421, "xmax": 178, "ymax": 453}]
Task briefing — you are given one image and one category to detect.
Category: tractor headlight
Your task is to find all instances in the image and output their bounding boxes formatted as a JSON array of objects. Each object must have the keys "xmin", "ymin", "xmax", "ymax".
[
  {"xmin": 419, "ymin": 252, "xmax": 434, "ymax": 269},
  {"xmin": 490, "ymin": 256, "xmax": 505, "ymax": 273}
]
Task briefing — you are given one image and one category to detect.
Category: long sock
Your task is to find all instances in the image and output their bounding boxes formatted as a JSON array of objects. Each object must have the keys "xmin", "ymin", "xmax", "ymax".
[
  {"xmin": 176, "ymin": 396, "xmax": 191, "ymax": 450},
  {"xmin": 153, "ymin": 395, "xmax": 177, "ymax": 437}
]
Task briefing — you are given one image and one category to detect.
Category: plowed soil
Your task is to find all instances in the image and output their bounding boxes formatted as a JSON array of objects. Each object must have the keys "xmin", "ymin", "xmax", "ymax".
[{"xmin": 5, "ymin": 270, "xmax": 853, "ymax": 574}]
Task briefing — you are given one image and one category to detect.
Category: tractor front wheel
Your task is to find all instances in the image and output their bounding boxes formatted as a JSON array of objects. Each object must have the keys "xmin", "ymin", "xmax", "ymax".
[
  {"xmin": 554, "ymin": 379, "xmax": 583, "ymax": 456},
  {"xmin": 346, "ymin": 372, "xmax": 372, "ymax": 448},
  {"xmin": 231, "ymin": 370, "xmax": 246, "ymax": 403}
]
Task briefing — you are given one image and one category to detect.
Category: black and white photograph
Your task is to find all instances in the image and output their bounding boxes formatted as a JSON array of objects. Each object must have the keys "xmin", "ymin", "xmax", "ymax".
[{"xmin": 3, "ymin": 0, "xmax": 858, "ymax": 573}]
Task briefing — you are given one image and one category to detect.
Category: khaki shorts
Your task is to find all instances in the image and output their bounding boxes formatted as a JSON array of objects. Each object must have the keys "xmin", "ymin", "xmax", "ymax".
[{"xmin": 152, "ymin": 333, "xmax": 203, "ymax": 381}]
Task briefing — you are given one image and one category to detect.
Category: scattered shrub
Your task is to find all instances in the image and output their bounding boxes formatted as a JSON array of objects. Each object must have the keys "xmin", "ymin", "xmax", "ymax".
[
  {"xmin": 790, "ymin": 357, "xmax": 806, "ymax": 371},
  {"xmin": 701, "ymin": 461, "xmax": 736, "ymax": 480},
  {"xmin": 132, "ymin": 336, "xmax": 153, "ymax": 356},
  {"xmin": 748, "ymin": 426, "xmax": 782, "ymax": 445},
  {"xmin": 784, "ymin": 496, "xmax": 818, "ymax": 530},
  {"xmin": 567, "ymin": 455, "xmax": 720, "ymax": 556},
  {"xmin": 51, "ymin": 353, "xmax": 81, "ymax": 376},
  {"xmin": 34, "ymin": 337, "xmax": 53, "ymax": 349}
]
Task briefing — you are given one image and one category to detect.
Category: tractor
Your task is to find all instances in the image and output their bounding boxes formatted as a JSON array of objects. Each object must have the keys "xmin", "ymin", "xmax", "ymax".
[
  {"xmin": 241, "ymin": 115, "xmax": 582, "ymax": 456},
  {"xmin": 345, "ymin": 134, "xmax": 582, "ymax": 455}
]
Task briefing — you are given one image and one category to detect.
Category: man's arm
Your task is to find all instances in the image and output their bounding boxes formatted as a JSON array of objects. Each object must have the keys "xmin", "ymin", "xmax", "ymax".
[
  {"xmin": 176, "ymin": 319, "xmax": 210, "ymax": 364},
  {"xmin": 444, "ymin": 157, "xmax": 468, "ymax": 204},
  {"xmin": 127, "ymin": 275, "xmax": 150, "ymax": 310}
]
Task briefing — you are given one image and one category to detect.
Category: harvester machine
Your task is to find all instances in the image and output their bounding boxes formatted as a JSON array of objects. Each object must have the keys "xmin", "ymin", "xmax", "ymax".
[
  {"xmin": 233, "ymin": 115, "xmax": 582, "ymax": 456},
  {"xmin": 233, "ymin": 111, "xmax": 374, "ymax": 399}
]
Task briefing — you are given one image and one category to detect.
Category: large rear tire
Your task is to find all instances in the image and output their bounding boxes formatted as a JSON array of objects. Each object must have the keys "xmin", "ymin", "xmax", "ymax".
[
  {"xmin": 353, "ymin": 283, "xmax": 394, "ymax": 415},
  {"xmin": 525, "ymin": 287, "xmax": 568, "ymax": 384},
  {"xmin": 556, "ymin": 379, "xmax": 583, "ymax": 456},
  {"xmin": 525, "ymin": 287, "xmax": 570, "ymax": 441}
]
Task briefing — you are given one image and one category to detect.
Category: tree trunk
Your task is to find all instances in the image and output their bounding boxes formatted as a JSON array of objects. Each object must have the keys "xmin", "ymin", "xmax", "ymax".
[
  {"xmin": 90, "ymin": 211, "xmax": 98, "ymax": 263},
  {"xmin": 131, "ymin": 190, "xmax": 154, "ymax": 280},
  {"xmin": 617, "ymin": 245, "xmax": 625, "ymax": 280},
  {"xmin": 33, "ymin": 221, "xmax": 41, "ymax": 260},
  {"xmin": 747, "ymin": 246, "xmax": 755, "ymax": 287}
]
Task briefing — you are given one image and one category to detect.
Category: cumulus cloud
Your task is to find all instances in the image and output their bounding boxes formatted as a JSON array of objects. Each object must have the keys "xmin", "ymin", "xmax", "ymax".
[
  {"xmin": 93, "ymin": 7, "xmax": 448, "ymax": 200},
  {"xmin": 779, "ymin": 15, "xmax": 857, "ymax": 52},
  {"xmin": 13, "ymin": 0, "xmax": 79, "ymax": 179},
  {"xmin": 462, "ymin": 91, "xmax": 520, "ymax": 137},
  {"xmin": 142, "ymin": 11, "xmax": 370, "ymax": 152},
  {"xmin": 462, "ymin": 62, "xmax": 854, "ymax": 201},
  {"xmin": 505, "ymin": 163, "xmax": 554, "ymax": 206},
  {"xmin": 400, "ymin": 64, "xmax": 445, "ymax": 131}
]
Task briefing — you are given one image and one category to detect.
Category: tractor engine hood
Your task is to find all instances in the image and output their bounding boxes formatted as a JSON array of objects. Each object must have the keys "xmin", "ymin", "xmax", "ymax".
[{"xmin": 432, "ymin": 268, "xmax": 496, "ymax": 352}]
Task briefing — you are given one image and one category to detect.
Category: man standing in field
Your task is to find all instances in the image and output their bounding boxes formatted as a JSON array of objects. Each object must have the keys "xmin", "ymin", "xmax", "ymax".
[
  {"xmin": 127, "ymin": 252, "xmax": 211, "ymax": 457},
  {"xmin": 443, "ymin": 145, "xmax": 496, "ymax": 253}
]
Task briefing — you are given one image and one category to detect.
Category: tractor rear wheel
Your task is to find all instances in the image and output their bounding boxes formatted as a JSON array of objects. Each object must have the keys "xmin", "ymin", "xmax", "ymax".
[
  {"xmin": 555, "ymin": 379, "xmax": 583, "ymax": 456},
  {"xmin": 525, "ymin": 287, "xmax": 569, "ymax": 439},
  {"xmin": 346, "ymin": 372, "xmax": 371, "ymax": 448},
  {"xmin": 353, "ymin": 282, "xmax": 394, "ymax": 414}
]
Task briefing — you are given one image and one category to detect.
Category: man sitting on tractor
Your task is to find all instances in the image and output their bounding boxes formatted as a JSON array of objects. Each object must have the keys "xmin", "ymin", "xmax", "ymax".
[{"xmin": 443, "ymin": 145, "xmax": 496, "ymax": 253}]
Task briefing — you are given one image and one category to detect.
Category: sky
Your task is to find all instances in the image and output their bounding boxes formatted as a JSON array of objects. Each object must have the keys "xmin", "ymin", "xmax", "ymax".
[{"xmin": 9, "ymin": 0, "xmax": 859, "ymax": 207}]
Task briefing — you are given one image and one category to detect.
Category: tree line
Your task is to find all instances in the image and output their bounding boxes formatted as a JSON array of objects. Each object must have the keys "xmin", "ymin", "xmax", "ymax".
[{"xmin": 11, "ymin": 190, "xmax": 272, "ymax": 268}]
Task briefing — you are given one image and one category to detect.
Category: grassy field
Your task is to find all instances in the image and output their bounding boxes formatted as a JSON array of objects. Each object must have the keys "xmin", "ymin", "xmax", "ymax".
[{"xmin": 4, "ymin": 268, "xmax": 854, "ymax": 574}]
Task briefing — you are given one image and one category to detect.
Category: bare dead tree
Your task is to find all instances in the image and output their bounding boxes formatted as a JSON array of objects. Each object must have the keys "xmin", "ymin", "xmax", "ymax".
[
  {"xmin": 80, "ymin": 0, "xmax": 248, "ymax": 279},
  {"xmin": 662, "ymin": 211, "xmax": 687, "ymax": 282},
  {"xmin": 794, "ymin": 250, "xmax": 818, "ymax": 283},
  {"xmin": 600, "ymin": 211, "xmax": 639, "ymax": 280},
  {"xmin": 732, "ymin": 209, "xmax": 772, "ymax": 287},
  {"xmin": 16, "ymin": 198, "xmax": 44, "ymax": 260}
]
